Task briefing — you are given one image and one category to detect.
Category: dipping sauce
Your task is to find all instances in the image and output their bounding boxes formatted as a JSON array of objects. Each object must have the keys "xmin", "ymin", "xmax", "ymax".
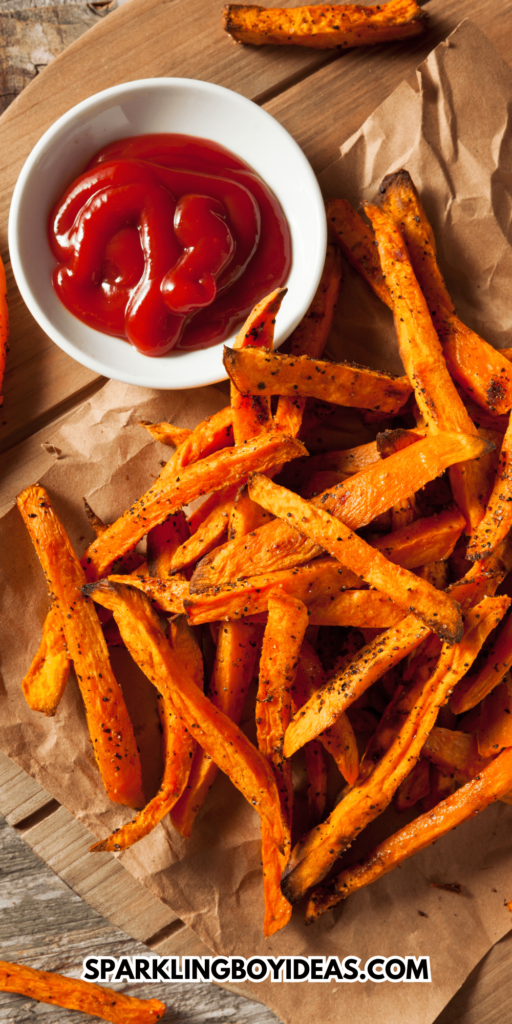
[{"xmin": 48, "ymin": 134, "xmax": 291, "ymax": 356}]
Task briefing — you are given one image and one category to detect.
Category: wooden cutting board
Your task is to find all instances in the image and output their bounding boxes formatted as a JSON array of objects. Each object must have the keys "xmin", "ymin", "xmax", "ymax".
[{"xmin": 2, "ymin": 2, "xmax": 512, "ymax": 1022}]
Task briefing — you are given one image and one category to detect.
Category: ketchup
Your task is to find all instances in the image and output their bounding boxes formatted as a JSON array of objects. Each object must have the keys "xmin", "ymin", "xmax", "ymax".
[{"xmin": 48, "ymin": 134, "xmax": 291, "ymax": 356}]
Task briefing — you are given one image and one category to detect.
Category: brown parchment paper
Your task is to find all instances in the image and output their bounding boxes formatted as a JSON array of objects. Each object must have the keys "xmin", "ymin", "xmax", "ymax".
[{"xmin": 2, "ymin": 19, "xmax": 512, "ymax": 1024}]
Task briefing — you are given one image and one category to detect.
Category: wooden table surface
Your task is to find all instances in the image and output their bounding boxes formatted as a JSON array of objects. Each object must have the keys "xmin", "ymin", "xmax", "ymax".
[{"xmin": 2, "ymin": 0, "xmax": 512, "ymax": 1021}]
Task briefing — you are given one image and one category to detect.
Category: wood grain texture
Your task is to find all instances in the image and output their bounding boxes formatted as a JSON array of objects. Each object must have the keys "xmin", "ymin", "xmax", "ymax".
[
  {"xmin": 0, "ymin": 811, "xmax": 283, "ymax": 1023},
  {"xmin": 0, "ymin": 2, "xmax": 116, "ymax": 115}
]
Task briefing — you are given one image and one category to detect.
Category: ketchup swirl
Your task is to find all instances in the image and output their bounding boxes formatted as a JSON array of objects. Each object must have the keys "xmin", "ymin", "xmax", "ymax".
[{"xmin": 48, "ymin": 134, "xmax": 291, "ymax": 356}]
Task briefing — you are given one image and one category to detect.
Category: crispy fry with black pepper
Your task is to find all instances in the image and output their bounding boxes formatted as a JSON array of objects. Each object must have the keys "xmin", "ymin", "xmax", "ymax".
[
  {"xmin": 223, "ymin": 0, "xmax": 427, "ymax": 49},
  {"xmin": 21, "ymin": 603, "xmax": 70, "ymax": 716},
  {"xmin": 0, "ymin": 960, "xmax": 165, "ymax": 1023},
  {"xmin": 16, "ymin": 485, "xmax": 144, "ymax": 809}
]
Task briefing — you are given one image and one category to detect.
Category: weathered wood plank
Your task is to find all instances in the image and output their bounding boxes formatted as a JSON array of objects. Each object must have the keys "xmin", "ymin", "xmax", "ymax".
[
  {"xmin": 0, "ymin": 752, "xmax": 56, "ymax": 825},
  {"xmin": 0, "ymin": 813, "xmax": 282, "ymax": 1023},
  {"xmin": 434, "ymin": 931, "xmax": 512, "ymax": 1024},
  {"xmin": 0, "ymin": 2, "xmax": 116, "ymax": 115},
  {"xmin": 263, "ymin": 0, "xmax": 512, "ymax": 176}
]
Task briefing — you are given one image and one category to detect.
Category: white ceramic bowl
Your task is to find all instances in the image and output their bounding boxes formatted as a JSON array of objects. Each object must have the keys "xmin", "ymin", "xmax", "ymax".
[{"xmin": 9, "ymin": 78, "xmax": 327, "ymax": 390}]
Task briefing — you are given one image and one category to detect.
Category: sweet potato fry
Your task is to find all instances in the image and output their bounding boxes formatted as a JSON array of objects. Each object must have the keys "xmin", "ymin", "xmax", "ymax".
[
  {"xmin": 422, "ymin": 726, "xmax": 482, "ymax": 779},
  {"xmin": 229, "ymin": 482, "xmax": 274, "ymax": 538},
  {"xmin": 192, "ymin": 431, "xmax": 490, "ymax": 590},
  {"xmin": 91, "ymin": 591, "xmax": 200, "ymax": 854},
  {"xmin": 379, "ymin": 170, "xmax": 512, "ymax": 416},
  {"xmin": 230, "ymin": 288, "xmax": 287, "ymax": 444},
  {"xmin": 82, "ymin": 431, "xmax": 306, "ymax": 578},
  {"xmin": 107, "ymin": 573, "xmax": 188, "ymax": 613},
  {"xmin": 284, "ymin": 614, "xmax": 429, "ymax": 757},
  {"xmin": 17, "ymin": 485, "xmax": 144, "ymax": 809},
  {"xmin": 21, "ymin": 603, "xmax": 70, "ymax": 716},
  {"xmin": 146, "ymin": 511, "xmax": 189, "ymax": 577},
  {"xmin": 0, "ymin": 253, "xmax": 7, "ymax": 404},
  {"xmin": 394, "ymin": 757, "xmax": 431, "ymax": 812},
  {"xmin": 225, "ymin": 346, "xmax": 412, "ymax": 414},
  {"xmin": 294, "ymin": 641, "xmax": 359, "ymax": 785},
  {"xmin": 304, "ymin": 747, "xmax": 512, "ymax": 921},
  {"xmin": 326, "ymin": 197, "xmax": 391, "ymax": 307},
  {"xmin": 467, "ymin": 412, "xmax": 512, "ymax": 561},
  {"xmin": 451, "ymin": 609, "xmax": 512, "ymax": 714},
  {"xmin": 84, "ymin": 581, "xmax": 286, "ymax": 853},
  {"xmin": 0, "ymin": 961, "xmax": 164, "ymax": 1023},
  {"xmin": 171, "ymin": 620, "xmax": 261, "ymax": 837},
  {"xmin": 275, "ymin": 244, "xmax": 342, "ymax": 436},
  {"xmin": 257, "ymin": 590, "xmax": 308, "ymax": 935},
  {"xmin": 371, "ymin": 508, "xmax": 465, "ymax": 568},
  {"xmin": 304, "ymin": 741, "xmax": 328, "ymax": 826},
  {"xmin": 248, "ymin": 473, "xmax": 463, "ymax": 642},
  {"xmin": 160, "ymin": 406, "xmax": 235, "ymax": 476},
  {"xmin": 139, "ymin": 420, "xmax": 193, "ymax": 448},
  {"xmin": 223, "ymin": 0, "xmax": 427, "ymax": 49},
  {"xmin": 477, "ymin": 677, "xmax": 512, "ymax": 758},
  {"xmin": 365, "ymin": 202, "xmax": 491, "ymax": 533},
  {"xmin": 281, "ymin": 597, "xmax": 505, "ymax": 902},
  {"xmin": 169, "ymin": 487, "xmax": 237, "ymax": 574}
]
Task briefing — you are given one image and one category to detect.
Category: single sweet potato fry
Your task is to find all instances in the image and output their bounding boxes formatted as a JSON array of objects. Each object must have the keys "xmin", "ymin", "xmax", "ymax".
[
  {"xmin": 371, "ymin": 508, "xmax": 465, "ymax": 568},
  {"xmin": 451, "ymin": 609, "xmax": 512, "ymax": 714},
  {"xmin": 225, "ymin": 346, "xmax": 412, "ymax": 414},
  {"xmin": 394, "ymin": 757, "xmax": 431, "ymax": 812},
  {"xmin": 257, "ymin": 590, "xmax": 308, "ymax": 935},
  {"xmin": 365, "ymin": 202, "xmax": 491, "ymax": 533},
  {"xmin": 139, "ymin": 420, "xmax": 193, "ymax": 448},
  {"xmin": 169, "ymin": 487, "xmax": 237, "ymax": 574},
  {"xmin": 146, "ymin": 511, "xmax": 189, "ymax": 577},
  {"xmin": 91, "ymin": 591, "xmax": 200, "ymax": 853},
  {"xmin": 379, "ymin": 170, "xmax": 512, "ymax": 416},
  {"xmin": 281, "ymin": 597, "xmax": 505, "ymax": 902},
  {"xmin": 275, "ymin": 244, "xmax": 342, "ymax": 436},
  {"xmin": 17, "ymin": 485, "xmax": 144, "ymax": 809},
  {"xmin": 0, "ymin": 960, "xmax": 165, "ymax": 1023},
  {"xmin": 160, "ymin": 406, "xmax": 235, "ymax": 476},
  {"xmin": 304, "ymin": 747, "xmax": 512, "ymax": 921},
  {"xmin": 477, "ymin": 677, "xmax": 512, "ymax": 758},
  {"xmin": 229, "ymin": 482, "xmax": 274, "ymax": 539},
  {"xmin": 284, "ymin": 613, "xmax": 429, "ymax": 757},
  {"xmin": 467, "ymin": 412, "xmax": 512, "ymax": 561},
  {"xmin": 82, "ymin": 431, "xmax": 306, "ymax": 578},
  {"xmin": 248, "ymin": 473, "xmax": 463, "ymax": 642},
  {"xmin": 326, "ymin": 197, "xmax": 391, "ymax": 307},
  {"xmin": 21, "ymin": 603, "xmax": 70, "ymax": 716},
  {"xmin": 84, "ymin": 581, "xmax": 286, "ymax": 853},
  {"xmin": 230, "ymin": 288, "xmax": 287, "ymax": 444},
  {"xmin": 223, "ymin": 0, "xmax": 427, "ymax": 48},
  {"xmin": 107, "ymin": 573, "xmax": 188, "ymax": 613},
  {"xmin": 171, "ymin": 620, "xmax": 261, "ymax": 837},
  {"xmin": 191, "ymin": 430, "xmax": 490, "ymax": 590},
  {"xmin": 294, "ymin": 641, "xmax": 359, "ymax": 785}
]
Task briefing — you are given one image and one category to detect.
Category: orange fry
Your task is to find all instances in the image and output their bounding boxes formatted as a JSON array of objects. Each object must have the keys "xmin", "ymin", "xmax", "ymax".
[
  {"xmin": 248, "ymin": 473, "xmax": 463, "ymax": 642},
  {"xmin": 0, "ymin": 961, "xmax": 165, "ymax": 1023},
  {"xmin": 326, "ymin": 197, "xmax": 391, "ymax": 307},
  {"xmin": 160, "ymin": 405, "xmax": 234, "ymax": 475},
  {"xmin": 169, "ymin": 487, "xmax": 237, "ymax": 574},
  {"xmin": 275, "ymin": 244, "xmax": 342, "ymax": 436},
  {"xmin": 85, "ymin": 581, "xmax": 286, "ymax": 853},
  {"xmin": 284, "ymin": 614, "xmax": 429, "ymax": 757},
  {"xmin": 171, "ymin": 620, "xmax": 261, "ymax": 837},
  {"xmin": 223, "ymin": 0, "xmax": 427, "ymax": 48},
  {"xmin": 139, "ymin": 420, "xmax": 193, "ymax": 448},
  {"xmin": 257, "ymin": 590, "xmax": 308, "ymax": 936},
  {"xmin": 451, "ymin": 609, "xmax": 512, "ymax": 714},
  {"xmin": 230, "ymin": 287, "xmax": 287, "ymax": 444},
  {"xmin": 17, "ymin": 485, "xmax": 144, "ymax": 809},
  {"xmin": 192, "ymin": 430, "xmax": 490, "ymax": 590},
  {"xmin": 293, "ymin": 641, "xmax": 359, "ymax": 785},
  {"xmin": 21, "ymin": 603, "xmax": 70, "ymax": 716},
  {"xmin": 146, "ymin": 511, "xmax": 189, "ymax": 577},
  {"xmin": 477, "ymin": 677, "xmax": 512, "ymax": 758},
  {"xmin": 379, "ymin": 169, "xmax": 512, "ymax": 416},
  {"xmin": 305, "ymin": 747, "xmax": 512, "ymax": 921},
  {"xmin": 225, "ymin": 346, "xmax": 412, "ymax": 414},
  {"xmin": 82, "ymin": 431, "xmax": 306, "ymax": 578},
  {"xmin": 467, "ymin": 412, "xmax": 512, "ymax": 561}
]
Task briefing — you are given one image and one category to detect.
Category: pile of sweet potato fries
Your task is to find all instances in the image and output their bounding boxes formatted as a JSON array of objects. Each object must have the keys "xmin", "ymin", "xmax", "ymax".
[{"xmin": 16, "ymin": 170, "xmax": 512, "ymax": 939}]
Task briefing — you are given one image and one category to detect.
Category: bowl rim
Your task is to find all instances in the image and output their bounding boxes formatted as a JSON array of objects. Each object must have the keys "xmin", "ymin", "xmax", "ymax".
[{"xmin": 8, "ymin": 76, "xmax": 327, "ymax": 390}]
